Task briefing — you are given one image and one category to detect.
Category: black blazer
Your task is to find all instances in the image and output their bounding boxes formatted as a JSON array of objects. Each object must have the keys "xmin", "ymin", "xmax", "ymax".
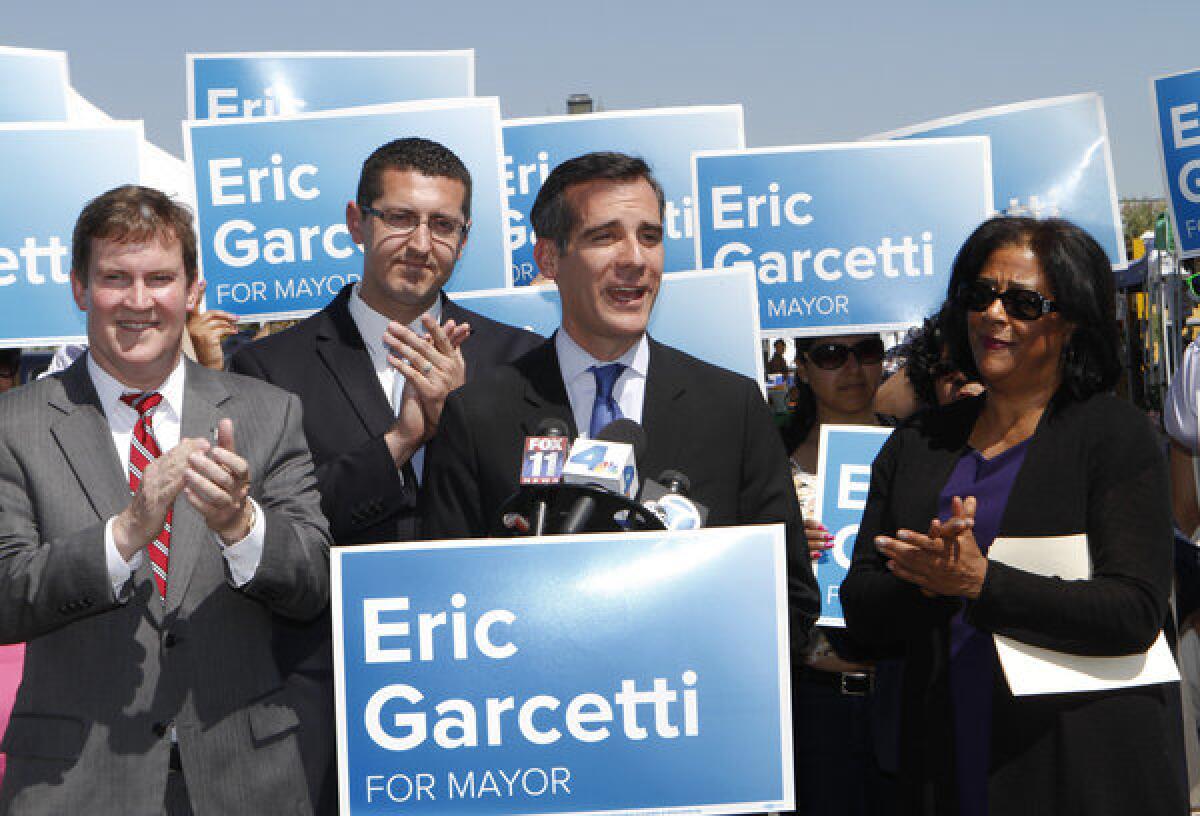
[
  {"xmin": 421, "ymin": 335, "xmax": 820, "ymax": 654},
  {"xmin": 228, "ymin": 282, "xmax": 540, "ymax": 814},
  {"xmin": 841, "ymin": 393, "xmax": 1187, "ymax": 816},
  {"xmin": 229, "ymin": 283, "xmax": 542, "ymax": 545}
]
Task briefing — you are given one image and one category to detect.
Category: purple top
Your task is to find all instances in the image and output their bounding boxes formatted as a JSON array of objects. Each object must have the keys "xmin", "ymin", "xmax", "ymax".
[{"xmin": 937, "ymin": 438, "xmax": 1031, "ymax": 816}]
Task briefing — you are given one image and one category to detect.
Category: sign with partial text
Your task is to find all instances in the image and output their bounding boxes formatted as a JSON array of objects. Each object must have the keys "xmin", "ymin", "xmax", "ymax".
[{"xmin": 0, "ymin": 122, "xmax": 143, "ymax": 346}]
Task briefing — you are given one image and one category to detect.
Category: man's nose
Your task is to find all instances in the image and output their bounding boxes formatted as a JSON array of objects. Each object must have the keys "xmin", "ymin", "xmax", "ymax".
[{"xmin": 404, "ymin": 220, "xmax": 433, "ymax": 254}]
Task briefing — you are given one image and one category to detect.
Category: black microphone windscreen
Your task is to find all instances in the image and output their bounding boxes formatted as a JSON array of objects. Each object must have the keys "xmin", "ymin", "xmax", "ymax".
[
  {"xmin": 595, "ymin": 418, "xmax": 647, "ymax": 461},
  {"xmin": 535, "ymin": 417, "xmax": 571, "ymax": 438},
  {"xmin": 656, "ymin": 469, "xmax": 691, "ymax": 495}
]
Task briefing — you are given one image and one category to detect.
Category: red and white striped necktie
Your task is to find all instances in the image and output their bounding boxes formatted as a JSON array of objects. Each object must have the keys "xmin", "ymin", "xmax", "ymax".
[{"xmin": 121, "ymin": 392, "xmax": 170, "ymax": 603}]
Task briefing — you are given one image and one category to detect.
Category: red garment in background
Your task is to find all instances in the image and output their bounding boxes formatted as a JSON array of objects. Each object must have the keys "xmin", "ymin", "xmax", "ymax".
[{"xmin": 0, "ymin": 643, "xmax": 24, "ymax": 785}]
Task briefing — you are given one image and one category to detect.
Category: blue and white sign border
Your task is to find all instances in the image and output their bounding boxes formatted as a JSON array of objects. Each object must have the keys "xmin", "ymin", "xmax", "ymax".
[
  {"xmin": 185, "ymin": 50, "xmax": 476, "ymax": 120},
  {"xmin": 872, "ymin": 92, "xmax": 1126, "ymax": 268},
  {"xmin": 331, "ymin": 527, "xmax": 795, "ymax": 816},
  {"xmin": 0, "ymin": 119, "xmax": 144, "ymax": 347},
  {"xmin": 691, "ymin": 137, "xmax": 993, "ymax": 338},
  {"xmin": 182, "ymin": 96, "xmax": 511, "ymax": 320},
  {"xmin": 1153, "ymin": 68, "xmax": 1200, "ymax": 260}
]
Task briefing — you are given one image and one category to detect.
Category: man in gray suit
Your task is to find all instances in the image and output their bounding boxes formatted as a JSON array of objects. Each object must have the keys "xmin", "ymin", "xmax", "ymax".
[{"xmin": 0, "ymin": 185, "xmax": 330, "ymax": 815}]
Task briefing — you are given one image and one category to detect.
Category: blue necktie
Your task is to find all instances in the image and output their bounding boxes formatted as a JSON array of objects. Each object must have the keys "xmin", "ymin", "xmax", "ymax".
[{"xmin": 589, "ymin": 363, "xmax": 625, "ymax": 438}]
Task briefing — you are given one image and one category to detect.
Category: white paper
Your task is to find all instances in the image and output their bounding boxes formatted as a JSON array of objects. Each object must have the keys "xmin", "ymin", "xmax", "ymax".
[{"xmin": 988, "ymin": 534, "xmax": 1180, "ymax": 696}]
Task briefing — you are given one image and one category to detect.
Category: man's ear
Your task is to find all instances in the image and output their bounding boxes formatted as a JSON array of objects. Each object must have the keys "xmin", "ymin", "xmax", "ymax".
[
  {"xmin": 346, "ymin": 200, "xmax": 365, "ymax": 245},
  {"xmin": 455, "ymin": 221, "xmax": 471, "ymax": 261},
  {"xmin": 533, "ymin": 238, "xmax": 559, "ymax": 282},
  {"xmin": 70, "ymin": 269, "xmax": 89, "ymax": 312},
  {"xmin": 185, "ymin": 275, "xmax": 202, "ymax": 313}
]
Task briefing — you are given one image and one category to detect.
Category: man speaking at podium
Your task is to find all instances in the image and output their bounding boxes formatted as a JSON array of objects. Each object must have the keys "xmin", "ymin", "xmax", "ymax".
[{"xmin": 421, "ymin": 152, "xmax": 818, "ymax": 644}]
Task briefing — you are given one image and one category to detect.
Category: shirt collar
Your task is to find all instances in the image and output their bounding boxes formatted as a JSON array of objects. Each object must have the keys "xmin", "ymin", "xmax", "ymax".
[
  {"xmin": 87, "ymin": 352, "xmax": 186, "ymax": 422},
  {"xmin": 349, "ymin": 283, "xmax": 443, "ymax": 364},
  {"xmin": 555, "ymin": 328, "xmax": 649, "ymax": 384}
]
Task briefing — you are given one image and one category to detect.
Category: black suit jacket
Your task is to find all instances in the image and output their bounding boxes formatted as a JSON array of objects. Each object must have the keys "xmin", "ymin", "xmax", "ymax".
[
  {"xmin": 841, "ymin": 393, "xmax": 1187, "ymax": 816},
  {"xmin": 421, "ymin": 335, "xmax": 819, "ymax": 654},
  {"xmin": 230, "ymin": 283, "xmax": 542, "ymax": 545},
  {"xmin": 227, "ymin": 282, "xmax": 541, "ymax": 814}
]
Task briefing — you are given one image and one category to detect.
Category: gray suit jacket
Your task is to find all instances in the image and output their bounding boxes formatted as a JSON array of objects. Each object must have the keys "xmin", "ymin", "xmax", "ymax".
[{"xmin": 0, "ymin": 358, "xmax": 330, "ymax": 815}]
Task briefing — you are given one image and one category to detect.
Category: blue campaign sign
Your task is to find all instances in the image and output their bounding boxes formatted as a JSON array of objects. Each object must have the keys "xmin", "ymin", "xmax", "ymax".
[
  {"xmin": 693, "ymin": 139, "xmax": 992, "ymax": 335},
  {"xmin": 812, "ymin": 425, "xmax": 893, "ymax": 626},
  {"xmin": 1154, "ymin": 69, "xmax": 1200, "ymax": 258},
  {"xmin": 183, "ymin": 98, "xmax": 510, "ymax": 319},
  {"xmin": 877, "ymin": 93, "xmax": 1127, "ymax": 267},
  {"xmin": 332, "ymin": 526, "xmax": 794, "ymax": 815},
  {"xmin": 451, "ymin": 268, "xmax": 764, "ymax": 383},
  {"xmin": 188, "ymin": 51, "xmax": 474, "ymax": 120},
  {"xmin": 0, "ymin": 47, "xmax": 69, "ymax": 122},
  {"xmin": 503, "ymin": 106, "xmax": 744, "ymax": 286},
  {"xmin": 0, "ymin": 122, "xmax": 142, "ymax": 346}
]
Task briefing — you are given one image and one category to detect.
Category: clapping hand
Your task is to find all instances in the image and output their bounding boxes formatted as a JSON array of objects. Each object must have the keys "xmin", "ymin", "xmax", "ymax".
[{"xmin": 874, "ymin": 496, "xmax": 988, "ymax": 599}]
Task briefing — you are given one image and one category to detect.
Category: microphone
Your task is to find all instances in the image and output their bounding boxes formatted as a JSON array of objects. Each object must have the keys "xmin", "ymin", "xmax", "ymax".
[
  {"xmin": 520, "ymin": 418, "xmax": 571, "ymax": 535},
  {"xmin": 641, "ymin": 469, "xmax": 708, "ymax": 530},
  {"xmin": 561, "ymin": 418, "xmax": 645, "ymax": 500},
  {"xmin": 559, "ymin": 419, "xmax": 647, "ymax": 534}
]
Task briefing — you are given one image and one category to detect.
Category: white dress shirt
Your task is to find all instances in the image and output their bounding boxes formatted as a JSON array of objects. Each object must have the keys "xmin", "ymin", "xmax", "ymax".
[
  {"xmin": 555, "ymin": 329, "xmax": 649, "ymax": 437},
  {"xmin": 91, "ymin": 354, "xmax": 265, "ymax": 598},
  {"xmin": 347, "ymin": 283, "xmax": 442, "ymax": 481}
]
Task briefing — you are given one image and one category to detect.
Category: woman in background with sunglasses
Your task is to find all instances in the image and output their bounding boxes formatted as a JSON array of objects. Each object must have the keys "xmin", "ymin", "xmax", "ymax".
[
  {"xmin": 841, "ymin": 216, "xmax": 1186, "ymax": 815},
  {"xmin": 780, "ymin": 332, "xmax": 896, "ymax": 816}
]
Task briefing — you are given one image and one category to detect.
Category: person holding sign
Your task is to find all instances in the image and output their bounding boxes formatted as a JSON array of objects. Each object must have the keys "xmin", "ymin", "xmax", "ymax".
[
  {"xmin": 780, "ymin": 333, "xmax": 895, "ymax": 815},
  {"xmin": 422, "ymin": 151, "xmax": 818, "ymax": 642},
  {"xmin": 0, "ymin": 186, "xmax": 330, "ymax": 815},
  {"xmin": 229, "ymin": 137, "xmax": 540, "ymax": 814},
  {"xmin": 841, "ymin": 217, "xmax": 1187, "ymax": 815}
]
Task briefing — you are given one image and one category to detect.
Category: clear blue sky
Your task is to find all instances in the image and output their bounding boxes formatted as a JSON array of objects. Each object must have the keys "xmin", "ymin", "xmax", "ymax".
[{"xmin": 8, "ymin": 0, "xmax": 1196, "ymax": 197}]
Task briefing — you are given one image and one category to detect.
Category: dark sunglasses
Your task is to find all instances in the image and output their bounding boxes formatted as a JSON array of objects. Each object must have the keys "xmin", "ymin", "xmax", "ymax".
[
  {"xmin": 959, "ymin": 279, "xmax": 1057, "ymax": 321},
  {"xmin": 806, "ymin": 337, "xmax": 886, "ymax": 370}
]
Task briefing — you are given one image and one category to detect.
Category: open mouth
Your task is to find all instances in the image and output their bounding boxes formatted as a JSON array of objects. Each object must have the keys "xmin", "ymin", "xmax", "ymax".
[
  {"xmin": 606, "ymin": 286, "xmax": 648, "ymax": 306},
  {"xmin": 980, "ymin": 336, "xmax": 1013, "ymax": 351},
  {"xmin": 116, "ymin": 320, "xmax": 158, "ymax": 331}
]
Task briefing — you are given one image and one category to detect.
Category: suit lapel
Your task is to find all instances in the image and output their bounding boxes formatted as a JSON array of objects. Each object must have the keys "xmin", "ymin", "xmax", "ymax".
[
  {"xmin": 640, "ymin": 339, "xmax": 687, "ymax": 473},
  {"xmin": 316, "ymin": 288, "xmax": 395, "ymax": 439},
  {"xmin": 164, "ymin": 362, "xmax": 229, "ymax": 617},
  {"xmin": 48, "ymin": 361, "xmax": 128, "ymax": 523},
  {"xmin": 516, "ymin": 337, "xmax": 577, "ymax": 438}
]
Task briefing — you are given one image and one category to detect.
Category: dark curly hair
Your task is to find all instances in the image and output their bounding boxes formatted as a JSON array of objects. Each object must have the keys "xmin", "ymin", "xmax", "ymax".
[{"xmin": 942, "ymin": 216, "xmax": 1120, "ymax": 404}]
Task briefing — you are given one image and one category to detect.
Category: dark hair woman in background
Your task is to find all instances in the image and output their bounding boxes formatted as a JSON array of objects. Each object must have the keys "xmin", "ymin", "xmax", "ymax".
[
  {"xmin": 782, "ymin": 333, "xmax": 896, "ymax": 815},
  {"xmin": 841, "ymin": 216, "xmax": 1187, "ymax": 815}
]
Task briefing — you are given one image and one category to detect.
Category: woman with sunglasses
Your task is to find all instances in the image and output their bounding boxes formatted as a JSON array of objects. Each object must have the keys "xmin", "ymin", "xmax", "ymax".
[
  {"xmin": 780, "ymin": 332, "xmax": 895, "ymax": 815},
  {"xmin": 841, "ymin": 216, "xmax": 1186, "ymax": 815}
]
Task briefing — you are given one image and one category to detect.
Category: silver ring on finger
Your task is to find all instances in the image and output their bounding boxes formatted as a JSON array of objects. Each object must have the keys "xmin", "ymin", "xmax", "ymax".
[{"xmin": 421, "ymin": 361, "xmax": 433, "ymax": 375}]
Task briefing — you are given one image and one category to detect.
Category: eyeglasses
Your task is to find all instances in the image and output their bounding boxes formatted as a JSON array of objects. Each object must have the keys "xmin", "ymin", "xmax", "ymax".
[
  {"xmin": 360, "ymin": 205, "xmax": 468, "ymax": 245},
  {"xmin": 959, "ymin": 279, "xmax": 1057, "ymax": 321},
  {"xmin": 805, "ymin": 337, "xmax": 886, "ymax": 370}
]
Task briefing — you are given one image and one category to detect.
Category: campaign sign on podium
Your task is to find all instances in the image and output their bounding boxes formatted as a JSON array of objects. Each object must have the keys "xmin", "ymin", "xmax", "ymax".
[
  {"xmin": 693, "ymin": 138, "xmax": 992, "ymax": 336},
  {"xmin": 0, "ymin": 47, "xmax": 69, "ymax": 122},
  {"xmin": 876, "ymin": 93, "xmax": 1127, "ymax": 268},
  {"xmin": 0, "ymin": 122, "xmax": 143, "ymax": 346},
  {"xmin": 332, "ymin": 527, "xmax": 794, "ymax": 815},
  {"xmin": 451, "ymin": 268, "xmax": 764, "ymax": 384},
  {"xmin": 188, "ymin": 51, "xmax": 474, "ymax": 120},
  {"xmin": 184, "ymin": 98, "xmax": 509, "ymax": 319},
  {"xmin": 812, "ymin": 425, "xmax": 893, "ymax": 626},
  {"xmin": 1154, "ymin": 69, "xmax": 1200, "ymax": 258},
  {"xmin": 502, "ymin": 106, "xmax": 744, "ymax": 285}
]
